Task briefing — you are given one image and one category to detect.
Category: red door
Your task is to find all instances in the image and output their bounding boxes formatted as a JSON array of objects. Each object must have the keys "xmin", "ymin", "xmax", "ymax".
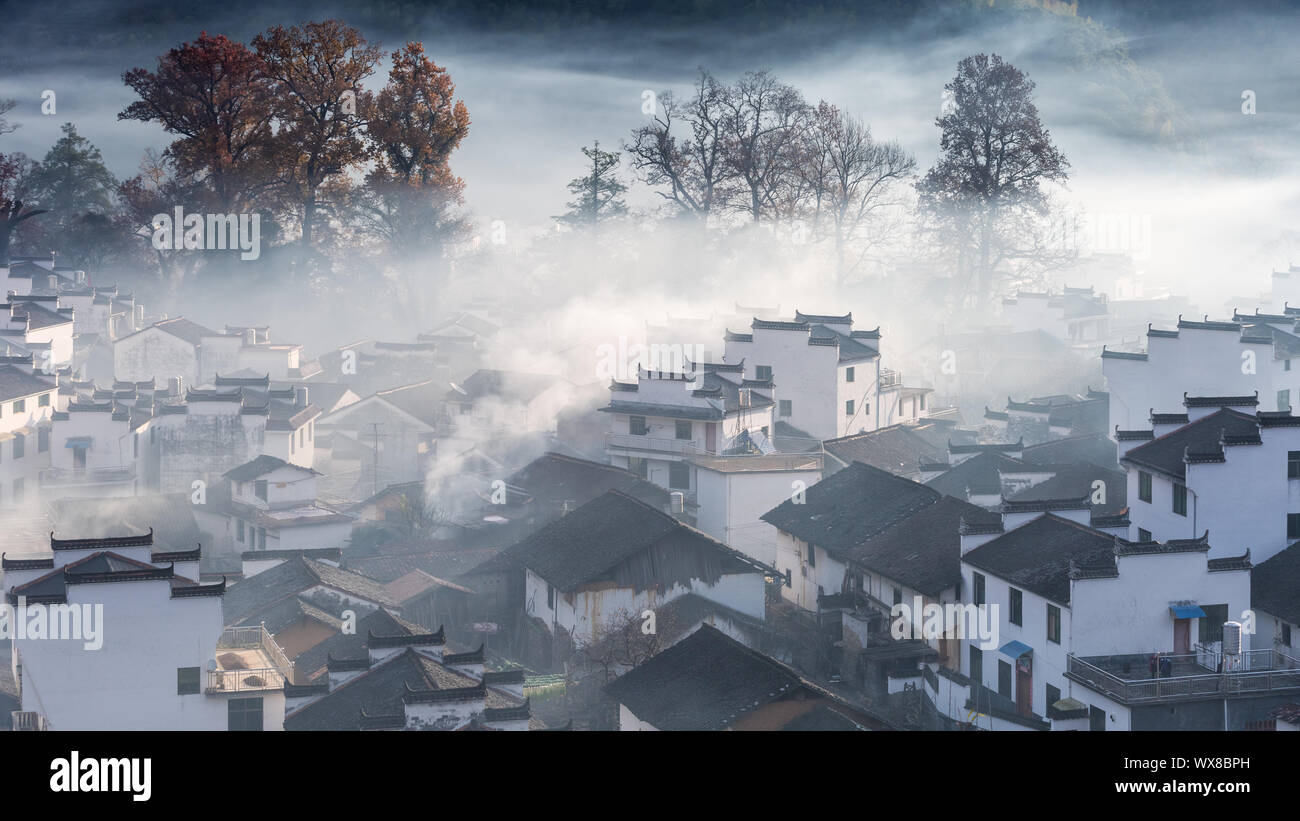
[
  {"xmin": 1174, "ymin": 619, "xmax": 1191, "ymax": 654},
  {"xmin": 1015, "ymin": 656, "xmax": 1033, "ymax": 717},
  {"xmin": 705, "ymin": 423, "xmax": 717, "ymax": 453}
]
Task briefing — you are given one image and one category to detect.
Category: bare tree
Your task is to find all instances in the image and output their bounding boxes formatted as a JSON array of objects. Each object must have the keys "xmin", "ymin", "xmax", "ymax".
[
  {"xmin": 718, "ymin": 71, "xmax": 811, "ymax": 223},
  {"xmin": 625, "ymin": 70, "xmax": 735, "ymax": 220}
]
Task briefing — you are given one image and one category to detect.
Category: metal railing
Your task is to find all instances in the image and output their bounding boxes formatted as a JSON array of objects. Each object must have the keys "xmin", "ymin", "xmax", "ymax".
[
  {"xmin": 39, "ymin": 466, "xmax": 135, "ymax": 485},
  {"xmin": 1067, "ymin": 649, "xmax": 1300, "ymax": 704},
  {"xmin": 880, "ymin": 368, "xmax": 903, "ymax": 389},
  {"xmin": 213, "ymin": 624, "xmax": 295, "ymax": 687},
  {"xmin": 206, "ymin": 666, "xmax": 289, "ymax": 694},
  {"xmin": 605, "ymin": 432, "xmax": 705, "ymax": 456},
  {"xmin": 10, "ymin": 711, "xmax": 46, "ymax": 731}
]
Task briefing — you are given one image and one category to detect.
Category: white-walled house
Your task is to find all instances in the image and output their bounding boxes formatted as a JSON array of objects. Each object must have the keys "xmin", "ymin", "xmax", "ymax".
[
  {"xmin": 602, "ymin": 363, "xmax": 776, "ymax": 495},
  {"xmin": 223, "ymin": 455, "xmax": 352, "ymax": 575},
  {"xmin": 1120, "ymin": 397, "xmax": 1300, "ymax": 564},
  {"xmin": 689, "ymin": 453, "xmax": 822, "ymax": 567},
  {"xmin": 0, "ymin": 355, "xmax": 57, "ymax": 507},
  {"xmin": 941, "ymin": 514, "xmax": 1267, "ymax": 731},
  {"xmin": 114, "ymin": 318, "xmax": 309, "ymax": 386},
  {"xmin": 487, "ymin": 490, "xmax": 769, "ymax": 649},
  {"xmin": 1249, "ymin": 541, "xmax": 1300, "ymax": 657},
  {"xmin": 4, "ymin": 530, "xmax": 287, "ymax": 730}
]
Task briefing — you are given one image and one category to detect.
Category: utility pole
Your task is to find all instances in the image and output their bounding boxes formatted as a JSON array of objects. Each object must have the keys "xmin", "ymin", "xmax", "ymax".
[{"xmin": 365, "ymin": 423, "xmax": 386, "ymax": 498}]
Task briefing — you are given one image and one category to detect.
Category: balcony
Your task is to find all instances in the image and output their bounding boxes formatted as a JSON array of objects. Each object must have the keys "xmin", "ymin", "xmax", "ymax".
[
  {"xmin": 880, "ymin": 368, "xmax": 903, "ymax": 389},
  {"xmin": 1066, "ymin": 647, "xmax": 1300, "ymax": 705},
  {"xmin": 10, "ymin": 711, "xmax": 47, "ymax": 731},
  {"xmin": 207, "ymin": 625, "xmax": 295, "ymax": 694},
  {"xmin": 605, "ymin": 432, "xmax": 705, "ymax": 457},
  {"xmin": 39, "ymin": 466, "xmax": 135, "ymax": 487}
]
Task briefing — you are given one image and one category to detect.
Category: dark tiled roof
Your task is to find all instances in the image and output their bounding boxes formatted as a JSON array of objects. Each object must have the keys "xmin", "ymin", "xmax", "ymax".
[
  {"xmin": 603, "ymin": 625, "xmax": 801, "ymax": 730},
  {"xmin": 1252, "ymin": 541, "xmax": 1300, "ymax": 626},
  {"xmin": 485, "ymin": 490, "xmax": 761, "ymax": 592},
  {"xmin": 223, "ymin": 454, "xmax": 313, "ymax": 481},
  {"xmin": 823, "ymin": 424, "xmax": 948, "ymax": 477},
  {"xmin": 779, "ymin": 704, "xmax": 868, "ymax": 731},
  {"xmin": 222, "ymin": 556, "xmax": 397, "ymax": 626},
  {"xmin": 1020, "ymin": 434, "xmax": 1118, "ymax": 470},
  {"xmin": 844, "ymin": 495, "xmax": 1000, "ymax": 596},
  {"xmin": 1122, "ymin": 408, "xmax": 1258, "ymax": 480},
  {"xmin": 505, "ymin": 452, "xmax": 671, "ymax": 509},
  {"xmin": 0, "ymin": 365, "xmax": 54, "ymax": 403},
  {"xmin": 1007, "ymin": 464, "xmax": 1126, "ymax": 515},
  {"xmin": 762, "ymin": 462, "xmax": 940, "ymax": 557},
  {"xmin": 962, "ymin": 514, "xmax": 1117, "ymax": 605},
  {"xmin": 925, "ymin": 452, "xmax": 1026, "ymax": 498}
]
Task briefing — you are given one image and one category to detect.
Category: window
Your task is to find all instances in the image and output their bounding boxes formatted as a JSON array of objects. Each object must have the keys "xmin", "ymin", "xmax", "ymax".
[
  {"xmin": 1138, "ymin": 528, "xmax": 1152, "ymax": 541},
  {"xmin": 177, "ymin": 667, "xmax": 200, "ymax": 695},
  {"xmin": 806, "ymin": 542, "xmax": 816, "ymax": 568},
  {"xmin": 228, "ymin": 697, "xmax": 263, "ymax": 731},
  {"xmin": 1200, "ymin": 604, "xmax": 1228, "ymax": 644},
  {"xmin": 1047, "ymin": 604, "xmax": 1061, "ymax": 644},
  {"xmin": 236, "ymin": 520, "xmax": 245, "ymax": 543},
  {"xmin": 845, "ymin": 400, "xmax": 854, "ymax": 416},
  {"xmin": 998, "ymin": 660, "xmax": 1012, "ymax": 698},
  {"xmin": 1288, "ymin": 513, "xmax": 1300, "ymax": 540},
  {"xmin": 1173, "ymin": 483, "xmax": 1187, "ymax": 517},
  {"xmin": 1089, "ymin": 705, "xmax": 1106, "ymax": 732},
  {"xmin": 1291, "ymin": 451, "xmax": 1300, "ymax": 479},
  {"xmin": 12, "ymin": 399, "xmax": 24, "ymax": 413},
  {"xmin": 845, "ymin": 367, "xmax": 855, "ymax": 383},
  {"xmin": 1284, "ymin": 623, "xmax": 1293, "ymax": 647},
  {"xmin": 257, "ymin": 528, "xmax": 266, "ymax": 550},
  {"xmin": 784, "ymin": 569, "xmax": 792, "ymax": 588},
  {"xmin": 299, "ymin": 429, "xmax": 305, "ymax": 448},
  {"xmin": 629, "ymin": 415, "xmax": 647, "ymax": 435},
  {"xmin": 1289, "ymin": 359, "xmax": 1295, "ymax": 372},
  {"xmin": 308, "ymin": 423, "xmax": 313, "ymax": 441},
  {"xmin": 1281, "ymin": 390, "xmax": 1293, "ymax": 412},
  {"xmin": 12, "ymin": 434, "xmax": 23, "ymax": 459},
  {"xmin": 779, "ymin": 400, "xmax": 792, "ymax": 417},
  {"xmin": 674, "ymin": 420, "xmax": 692, "ymax": 440},
  {"xmin": 290, "ymin": 436, "xmax": 295, "ymax": 454},
  {"xmin": 546, "ymin": 583, "xmax": 554, "ymax": 609},
  {"xmin": 38, "ymin": 428, "xmax": 48, "ymax": 453},
  {"xmin": 668, "ymin": 461, "xmax": 690, "ymax": 490},
  {"xmin": 892, "ymin": 586, "xmax": 902, "ymax": 606},
  {"xmin": 1138, "ymin": 471, "xmax": 1152, "ymax": 503},
  {"xmin": 755, "ymin": 365, "xmax": 773, "ymax": 382},
  {"xmin": 254, "ymin": 480, "xmax": 268, "ymax": 501},
  {"xmin": 973, "ymin": 572, "xmax": 986, "ymax": 607},
  {"xmin": 37, "ymin": 393, "xmax": 49, "ymax": 407},
  {"xmin": 919, "ymin": 394, "xmax": 926, "ymax": 411},
  {"xmin": 1009, "ymin": 587, "xmax": 1023, "ymax": 626},
  {"xmin": 630, "ymin": 458, "xmax": 648, "ymax": 480},
  {"xmin": 969, "ymin": 646, "xmax": 983, "ymax": 683},
  {"xmin": 1046, "ymin": 683, "xmax": 1061, "ymax": 711}
]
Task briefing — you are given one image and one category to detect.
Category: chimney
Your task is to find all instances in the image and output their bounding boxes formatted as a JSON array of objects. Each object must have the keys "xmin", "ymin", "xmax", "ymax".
[
  {"xmin": 169, "ymin": 376, "xmax": 183, "ymax": 397},
  {"xmin": 294, "ymin": 386, "xmax": 309, "ymax": 408}
]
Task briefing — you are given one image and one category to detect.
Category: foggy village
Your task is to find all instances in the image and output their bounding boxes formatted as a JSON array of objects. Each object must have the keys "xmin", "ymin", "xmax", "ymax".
[{"xmin": 0, "ymin": 0, "xmax": 1298, "ymax": 747}]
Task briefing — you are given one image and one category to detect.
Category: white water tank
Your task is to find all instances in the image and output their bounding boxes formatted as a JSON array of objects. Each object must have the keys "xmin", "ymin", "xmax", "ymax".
[{"xmin": 1223, "ymin": 621, "xmax": 1243, "ymax": 655}]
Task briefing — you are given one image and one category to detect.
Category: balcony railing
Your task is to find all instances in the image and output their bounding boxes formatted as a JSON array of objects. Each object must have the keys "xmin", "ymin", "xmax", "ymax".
[
  {"xmin": 1066, "ymin": 648, "xmax": 1300, "ymax": 705},
  {"xmin": 10, "ymin": 711, "xmax": 47, "ymax": 731},
  {"xmin": 208, "ymin": 624, "xmax": 295, "ymax": 693},
  {"xmin": 39, "ymin": 466, "xmax": 135, "ymax": 486},
  {"xmin": 880, "ymin": 368, "xmax": 903, "ymax": 389},
  {"xmin": 605, "ymin": 432, "xmax": 704, "ymax": 456}
]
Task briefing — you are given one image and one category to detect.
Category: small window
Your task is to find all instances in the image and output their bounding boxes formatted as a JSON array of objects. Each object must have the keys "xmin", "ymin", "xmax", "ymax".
[
  {"xmin": 1009, "ymin": 587, "xmax": 1023, "ymax": 626},
  {"xmin": 236, "ymin": 520, "xmax": 245, "ymax": 543},
  {"xmin": 1280, "ymin": 390, "xmax": 1292, "ymax": 412},
  {"xmin": 178, "ymin": 667, "xmax": 200, "ymax": 695},
  {"xmin": 1138, "ymin": 471, "xmax": 1152, "ymax": 503},
  {"xmin": 1289, "ymin": 451, "xmax": 1300, "ymax": 479},
  {"xmin": 38, "ymin": 428, "xmax": 49, "ymax": 453},
  {"xmin": 1200, "ymin": 604, "xmax": 1228, "ymax": 644},
  {"xmin": 1138, "ymin": 528, "xmax": 1152, "ymax": 541},
  {"xmin": 755, "ymin": 365, "xmax": 773, "ymax": 382},
  {"xmin": 998, "ymin": 660, "xmax": 1012, "ymax": 698},
  {"xmin": 674, "ymin": 420, "xmax": 692, "ymax": 440},
  {"xmin": 919, "ymin": 394, "xmax": 926, "ymax": 411},
  {"xmin": 1284, "ymin": 623, "xmax": 1293, "ymax": 647},
  {"xmin": 892, "ymin": 586, "xmax": 902, "ymax": 606},
  {"xmin": 845, "ymin": 367, "xmax": 855, "ymax": 383},
  {"xmin": 254, "ymin": 480, "xmax": 268, "ymax": 501},
  {"xmin": 629, "ymin": 415, "xmax": 647, "ymax": 435},
  {"xmin": 547, "ymin": 583, "xmax": 554, "ymax": 609},
  {"xmin": 12, "ymin": 434, "xmax": 24, "ymax": 459},
  {"xmin": 37, "ymin": 393, "xmax": 49, "ymax": 407},
  {"xmin": 668, "ymin": 460, "xmax": 690, "ymax": 490},
  {"xmin": 969, "ymin": 646, "xmax": 983, "ymax": 683},
  {"xmin": 1287, "ymin": 359, "xmax": 1294, "ymax": 372},
  {"xmin": 228, "ymin": 697, "xmax": 263, "ymax": 731},
  {"xmin": 973, "ymin": 572, "xmax": 986, "ymax": 607},
  {"xmin": 257, "ymin": 528, "xmax": 266, "ymax": 550},
  {"xmin": 845, "ymin": 400, "xmax": 854, "ymax": 416},
  {"xmin": 1288, "ymin": 513, "xmax": 1300, "ymax": 541},
  {"xmin": 806, "ymin": 542, "xmax": 816, "ymax": 568},
  {"xmin": 299, "ymin": 429, "xmax": 305, "ymax": 447},
  {"xmin": 290, "ymin": 436, "xmax": 295, "ymax": 454},
  {"xmin": 1047, "ymin": 604, "xmax": 1061, "ymax": 644},
  {"xmin": 778, "ymin": 400, "xmax": 792, "ymax": 417},
  {"xmin": 1173, "ymin": 483, "xmax": 1187, "ymax": 517},
  {"xmin": 784, "ymin": 568, "xmax": 792, "ymax": 588},
  {"xmin": 13, "ymin": 399, "xmax": 24, "ymax": 413}
]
